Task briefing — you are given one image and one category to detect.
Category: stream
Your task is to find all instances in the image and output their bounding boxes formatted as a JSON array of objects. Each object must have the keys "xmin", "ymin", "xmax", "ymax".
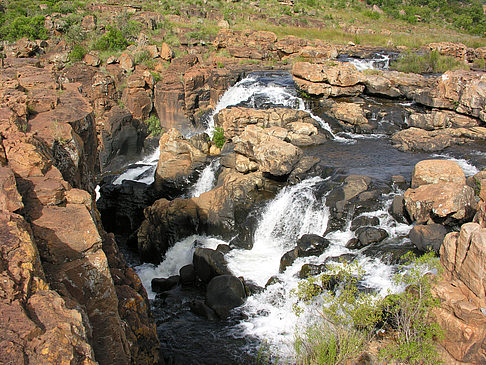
[{"xmin": 100, "ymin": 63, "xmax": 486, "ymax": 364}]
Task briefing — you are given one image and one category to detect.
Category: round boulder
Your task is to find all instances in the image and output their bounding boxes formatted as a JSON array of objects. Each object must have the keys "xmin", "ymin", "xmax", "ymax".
[
  {"xmin": 409, "ymin": 223, "xmax": 447, "ymax": 253},
  {"xmin": 206, "ymin": 275, "xmax": 246, "ymax": 318}
]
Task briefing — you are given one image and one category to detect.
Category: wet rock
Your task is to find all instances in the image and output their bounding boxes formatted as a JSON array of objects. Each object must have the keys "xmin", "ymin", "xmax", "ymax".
[
  {"xmin": 323, "ymin": 253, "xmax": 356, "ymax": 265},
  {"xmin": 193, "ymin": 247, "xmax": 231, "ymax": 284},
  {"xmin": 216, "ymin": 244, "xmax": 231, "ymax": 254},
  {"xmin": 265, "ymin": 275, "xmax": 282, "ymax": 287},
  {"xmin": 350, "ymin": 215, "xmax": 380, "ymax": 231},
  {"xmin": 404, "ymin": 183, "xmax": 477, "ymax": 225},
  {"xmin": 390, "ymin": 195, "xmax": 409, "ymax": 224},
  {"xmin": 345, "ymin": 238, "xmax": 361, "ymax": 249},
  {"xmin": 243, "ymin": 280, "xmax": 264, "ymax": 296},
  {"xmin": 152, "ymin": 275, "xmax": 180, "ymax": 293},
  {"xmin": 189, "ymin": 300, "xmax": 218, "ymax": 321},
  {"xmin": 138, "ymin": 198, "xmax": 200, "ymax": 263},
  {"xmin": 279, "ymin": 234, "xmax": 331, "ymax": 272},
  {"xmin": 179, "ymin": 264, "xmax": 196, "ymax": 286},
  {"xmin": 409, "ymin": 223, "xmax": 447, "ymax": 253},
  {"xmin": 206, "ymin": 275, "xmax": 246, "ymax": 318},
  {"xmin": 411, "ymin": 159, "xmax": 466, "ymax": 188},
  {"xmin": 299, "ymin": 263, "xmax": 327, "ymax": 279},
  {"xmin": 352, "ymin": 227, "xmax": 389, "ymax": 248}
]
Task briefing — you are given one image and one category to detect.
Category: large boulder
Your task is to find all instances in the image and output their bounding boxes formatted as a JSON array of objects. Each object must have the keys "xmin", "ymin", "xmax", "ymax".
[
  {"xmin": 409, "ymin": 110, "xmax": 479, "ymax": 131},
  {"xmin": 153, "ymin": 128, "xmax": 207, "ymax": 195},
  {"xmin": 193, "ymin": 247, "xmax": 231, "ymax": 284},
  {"xmin": 404, "ymin": 183, "xmax": 477, "ymax": 225},
  {"xmin": 233, "ymin": 125, "xmax": 303, "ymax": 176},
  {"xmin": 411, "ymin": 159, "xmax": 466, "ymax": 188},
  {"xmin": 137, "ymin": 198, "xmax": 200, "ymax": 263},
  {"xmin": 279, "ymin": 234, "xmax": 331, "ymax": 272},
  {"xmin": 409, "ymin": 223, "xmax": 447, "ymax": 253},
  {"xmin": 206, "ymin": 275, "xmax": 246, "ymax": 318}
]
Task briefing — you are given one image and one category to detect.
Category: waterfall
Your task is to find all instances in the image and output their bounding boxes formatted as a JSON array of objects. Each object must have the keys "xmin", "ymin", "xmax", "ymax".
[
  {"xmin": 204, "ymin": 72, "xmax": 337, "ymax": 138},
  {"xmin": 189, "ymin": 159, "xmax": 220, "ymax": 198},
  {"xmin": 112, "ymin": 147, "xmax": 160, "ymax": 185}
]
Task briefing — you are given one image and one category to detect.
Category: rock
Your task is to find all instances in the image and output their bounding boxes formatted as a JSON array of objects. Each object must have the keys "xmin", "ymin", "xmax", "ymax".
[
  {"xmin": 227, "ymin": 46, "xmax": 266, "ymax": 60},
  {"xmin": 193, "ymin": 247, "xmax": 231, "ymax": 284},
  {"xmin": 299, "ymin": 263, "xmax": 327, "ymax": 279},
  {"xmin": 234, "ymin": 125, "xmax": 303, "ymax": 176},
  {"xmin": 411, "ymin": 159, "xmax": 466, "ymax": 188},
  {"xmin": 216, "ymin": 244, "xmax": 231, "ymax": 254},
  {"xmin": 151, "ymin": 275, "xmax": 179, "ymax": 292},
  {"xmin": 298, "ymin": 45, "xmax": 338, "ymax": 61},
  {"xmin": 276, "ymin": 35, "xmax": 308, "ymax": 55},
  {"xmin": 404, "ymin": 183, "xmax": 477, "ymax": 225},
  {"xmin": 215, "ymin": 107, "xmax": 324, "ymax": 142},
  {"xmin": 206, "ymin": 275, "xmax": 246, "ymax": 318},
  {"xmin": 138, "ymin": 198, "xmax": 200, "ymax": 263},
  {"xmin": 119, "ymin": 53, "xmax": 135, "ymax": 72},
  {"xmin": 390, "ymin": 195, "xmax": 409, "ymax": 223},
  {"xmin": 279, "ymin": 234, "xmax": 331, "ymax": 272},
  {"xmin": 350, "ymin": 215, "xmax": 380, "ymax": 231},
  {"xmin": 123, "ymin": 87, "xmax": 153, "ymax": 120},
  {"xmin": 391, "ymin": 126, "xmax": 486, "ymax": 152},
  {"xmin": 409, "ymin": 110, "xmax": 479, "ymax": 131},
  {"xmin": 409, "ymin": 223, "xmax": 447, "ymax": 253},
  {"xmin": 179, "ymin": 264, "xmax": 196, "ymax": 286},
  {"xmin": 243, "ymin": 280, "xmax": 264, "ymax": 295},
  {"xmin": 81, "ymin": 14, "xmax": 97, "ymax": 30},
  {"xmin": 189, "ymin": 300, "xmax": 218, "ymax": 321},
  {"xmin": 160, "ymin": 42, "xmax": 174, "ymax": 61},
  {"xmin": 83, "ymin": 52, "xmax": 101, "ymax": 67},
  {"xmin": 0, "ymin": 167, "xmax": 24, "ymax": 213},
  {"xmin": 153, "ymin": 128, "xmax": 207, "ymax": 194},
  {"xmin": 354, "ymin": 226, "xmax": 389, "ymax": 248},
  {"xmin": 342, "ymin": 175, "xmax": 372, "ymax": 201},
  {"xmin": 329, "ymin": 102, "xmax": 371, "ymax": 132},
  {"xmin": 435, "ymin": 222, "xmax": 486, "ymax": 363},
  {"xmin": 292, "ymin": 62, "xmax": 361, "ymax": 86}
]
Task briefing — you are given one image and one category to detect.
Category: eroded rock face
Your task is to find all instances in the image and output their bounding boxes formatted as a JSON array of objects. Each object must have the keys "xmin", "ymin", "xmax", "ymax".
[
  {"xmin": 233, "ymin": 125, "xmax": 303, "ymax": 176},
  {"xmin": 435, "ymin": 223, "xmax": 486, "ymax": 363},
  {"xmin": 154, "ymin": 128, "xmax": 207, "ymax": 194}
]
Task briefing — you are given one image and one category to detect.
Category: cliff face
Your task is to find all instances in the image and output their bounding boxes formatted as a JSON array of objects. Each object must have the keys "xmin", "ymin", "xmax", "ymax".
[{"xmin": 0, "ymin": 55, "xmax": 159, "ymax": 364}]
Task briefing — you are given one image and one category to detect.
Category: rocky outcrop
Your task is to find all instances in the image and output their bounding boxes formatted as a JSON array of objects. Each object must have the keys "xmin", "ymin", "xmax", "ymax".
[
  {"xmin": 411, "ymin": 159, "xmax": 466, "ymax": 188},
  {"xmin": 233, "ymin": 125, "xmax": 303, "ymax": 176},
  {"xmin": 215, "ymin": 107, "xmax": 330, "ymax": 145},
  {"xmin": 1, "ymin": 54, "xmax": 159, "ymax": 364},
  {"xmin": 153, "ymin": 128, "xmax": 207, "ymax": 195},
  {"xmin": 391, "ymin": 126, "xmax": 486, "ymax": 152},
  {"xmin": 435, "ymin": 223, "xmax": 486, "ymax": 363}
]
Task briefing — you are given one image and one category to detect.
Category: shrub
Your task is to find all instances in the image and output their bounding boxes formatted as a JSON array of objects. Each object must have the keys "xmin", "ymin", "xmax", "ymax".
[
  {"xmin": 211, "ymin": 127, "xmax": 225, "ymax": 149},
  {"xmin": 69, "ymin": 45, "xmax": 87, "ymax": 62},
  {"xmin": 1, "ymin": 15, "xmax": 47, "ymax": 41},
  {"xmin": 293, "ymin": 261, "xmax": 384, "ymax": 365},
  {"xmin": 145, "ymin": 115, "xmax": 162, "ymax": 137},
  {"xmin": 380, "ymin": 252, "xmax": 444, "ymax": 365},
  {"xmin": 92, "ymin": 26, "xmax": 128, "ymax": 51}
]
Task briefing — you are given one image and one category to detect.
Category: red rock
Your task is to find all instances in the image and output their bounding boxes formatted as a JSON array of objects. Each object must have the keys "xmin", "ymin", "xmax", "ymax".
[
  {"xmin": 83, "ymin": 52, "xmax": 101, "ymax": 67},
  {"xmin": 119, "ymin": 52, "xmax": 135, "ymax": 72},
  {"xmin": 0, "ymin": 167, "xmax": 23, "ymax": 212}
]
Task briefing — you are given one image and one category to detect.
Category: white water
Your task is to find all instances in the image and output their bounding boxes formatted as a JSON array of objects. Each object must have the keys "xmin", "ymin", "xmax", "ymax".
[
  {"xmin": 135, "ymin": 235, "xmax": 225, "ymax": 299},
  {"xmin": 204, "ymin": 73, "xmax": 339, "ymax": 139},
  {"xmin": 432, "ymin": 153, "xmax": 479, "ymax": 176},
  {"xmin": 189, "ymin": 159, "xmax": 220, "ymax": 198},
  {"xmin": 113, "ymin": 147, "xmax": 160, "ymax": 185},
  {"xmin": 347, "ymin": 53, "xmax": 391, "ymax": 71}
]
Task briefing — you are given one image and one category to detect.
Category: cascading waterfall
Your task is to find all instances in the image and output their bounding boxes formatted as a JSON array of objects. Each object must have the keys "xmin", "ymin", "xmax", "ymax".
[
  {"xmin": 189, "ymin": 159, "xmax": 220, "ymax": 198},
  {"xmin": 112, "ymin": 146, "xmax": 160, "ymax": 185}
]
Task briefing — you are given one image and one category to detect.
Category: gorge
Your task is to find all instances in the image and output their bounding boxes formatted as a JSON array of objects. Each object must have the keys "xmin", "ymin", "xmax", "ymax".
[{"xmin": 1, "ymin": 2, "xmax": 486, "ymax": 364}]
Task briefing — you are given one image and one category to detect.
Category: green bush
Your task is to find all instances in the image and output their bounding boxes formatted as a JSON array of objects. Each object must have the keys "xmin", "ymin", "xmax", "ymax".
[
  {"xmin": 392, "ymin": 50, "xmax": 467, "ymax": 74},
  {"xmin": 92, "ymin": 26, "xmax": 128, "ymax": 51},
  {"xmin": 0, "ymin": 15, "xmax": 47, "ymax": 41},
  {"xmin": 145, "ymin": 115, "xmax": 162, "ymax": 137},
  {"xmin": 69, "ymin": 44, "xmax": 87, "ymax": 62},
  {"xmin": 380, "ymin": 252, "xmax": 444, "ymax": 365},
  {"xmin": 293, "ymin": 261, "xmax": 384, "ymax": 365},
  {"xmin": 211, "ymin": 127, "xmax": 225, "ymax": 149}
]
